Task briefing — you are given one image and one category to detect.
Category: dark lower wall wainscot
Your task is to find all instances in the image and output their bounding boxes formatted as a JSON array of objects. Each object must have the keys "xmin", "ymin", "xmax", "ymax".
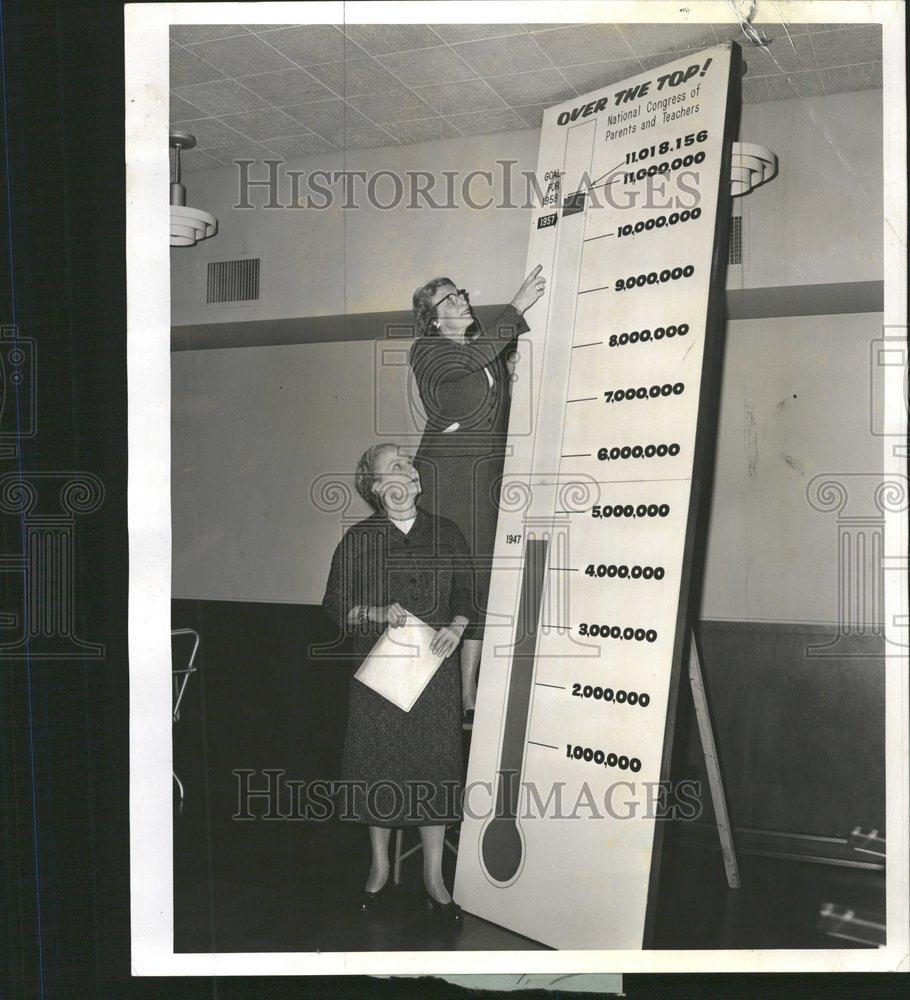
[
  {"xmin": 172, "ymin": 602, "xmax": 885, "ymax": 866},
  {"xmin": 672, "ymin": 620, "xmax": 885, "ymax": 865},
  {"xmin": 171, "ymin": 599, "xmax": 358, "ymax": 815}
]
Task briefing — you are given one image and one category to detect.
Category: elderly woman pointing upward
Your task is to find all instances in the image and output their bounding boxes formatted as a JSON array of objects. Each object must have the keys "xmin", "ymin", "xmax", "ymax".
[{"xmin": 409, "ymin": 266, "xmax": 546, "ymax": 715}]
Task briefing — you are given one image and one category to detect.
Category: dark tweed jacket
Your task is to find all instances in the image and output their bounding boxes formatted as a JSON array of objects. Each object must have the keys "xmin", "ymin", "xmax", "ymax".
[
  {"xmin": 408, "ymin": 304, "xmax": 530, "ymax": 441},
  {"xmin": 321, "ymin": 507, "xmax": 475, "ymax": 656}
]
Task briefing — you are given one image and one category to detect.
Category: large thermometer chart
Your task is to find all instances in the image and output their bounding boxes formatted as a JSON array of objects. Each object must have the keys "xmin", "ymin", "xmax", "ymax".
[{"xmin": 454, "ymin": 44, "xmax": 741, "ymax": 950}]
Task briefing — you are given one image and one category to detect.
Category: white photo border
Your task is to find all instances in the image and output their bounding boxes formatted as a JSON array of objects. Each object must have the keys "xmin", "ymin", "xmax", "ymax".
[{"xmin": 127, "ymin": 0, "xmax": 909, "ymax": 975}]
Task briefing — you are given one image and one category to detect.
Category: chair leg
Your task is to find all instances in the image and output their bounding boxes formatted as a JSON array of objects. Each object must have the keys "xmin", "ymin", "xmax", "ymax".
[
  {"xmin": 173, "ymin": 770, "xmax": 185, "ymax": 814},
  {"xmin": 393, "ymin": 828, "xmax": 403, "ymax": 885}
]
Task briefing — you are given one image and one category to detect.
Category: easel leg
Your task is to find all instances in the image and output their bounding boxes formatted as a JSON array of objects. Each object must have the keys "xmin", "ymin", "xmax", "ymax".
[
  {"xmin": 393, "ymin": 828, "xmax": 403, "ymax": 885},
  {"xmin": 688, "ymin": 630, "xmax": 741, "ymax": 889}
]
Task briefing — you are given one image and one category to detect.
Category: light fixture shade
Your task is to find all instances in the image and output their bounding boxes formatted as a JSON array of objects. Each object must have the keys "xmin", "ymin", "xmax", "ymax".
[
  {"xmin": 170, "ymin": 205, "xmax": 218, "ymax": 247},
  {"xmin": 730, "ymin": 141, "xmax": 778, "ymax": 197},
  {"xmin": 169, "ymin": 129, "xmax": 218, "ymax": 246}
]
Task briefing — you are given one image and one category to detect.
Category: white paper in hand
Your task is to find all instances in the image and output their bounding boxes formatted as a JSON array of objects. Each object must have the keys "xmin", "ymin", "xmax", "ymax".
[{"xmin": 354, "ymin": 613, "xmax": 446, "ymax": 712}]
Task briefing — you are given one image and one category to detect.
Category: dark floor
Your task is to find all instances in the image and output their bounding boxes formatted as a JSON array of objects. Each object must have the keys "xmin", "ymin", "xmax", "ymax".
[
  {"xmin": 173, "ymin": 786, "xmax": 882, "ymax": 952},
  {"xmin": 171, "ymin": 601, "xmax": 884, "ymax": 953},
  {"xmin": 174, "ymin": 798, "xmax": 543, "ymax": 952},
  {"xmin": 650, "ymin": 833, "xmax": 883, "ymax": 950}
]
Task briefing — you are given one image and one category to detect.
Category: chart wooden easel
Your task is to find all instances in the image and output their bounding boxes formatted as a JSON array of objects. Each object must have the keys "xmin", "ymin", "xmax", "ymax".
[{"xmin": 686, "ymin": 628, "xmax": 740, "ymax": 889}]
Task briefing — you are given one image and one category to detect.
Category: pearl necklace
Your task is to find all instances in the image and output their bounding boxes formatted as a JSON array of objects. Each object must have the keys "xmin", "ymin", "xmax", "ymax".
[{"xmin": 387, "ymin": 509, "xmax": 417, "ymax": 522}]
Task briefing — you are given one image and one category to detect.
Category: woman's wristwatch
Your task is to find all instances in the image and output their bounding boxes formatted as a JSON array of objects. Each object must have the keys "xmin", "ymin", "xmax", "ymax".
[
  {"xmin": 451, "ymin": 615, "xmax": 469, "ymax": 635},
  {"xmin": 358, "ymin": 604, "xmax": 372, "ymax": 627}
]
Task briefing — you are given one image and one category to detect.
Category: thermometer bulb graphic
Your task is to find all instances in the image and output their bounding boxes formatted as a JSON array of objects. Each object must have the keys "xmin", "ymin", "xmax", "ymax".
[{"xmin": 480, "ymin": 538, "xmax": 549, "ymax": 884}]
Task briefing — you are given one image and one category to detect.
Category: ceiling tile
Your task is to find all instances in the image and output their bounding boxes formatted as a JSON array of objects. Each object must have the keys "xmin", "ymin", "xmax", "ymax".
[
  {"xmin": 556, "ymin": 57, "xmax": 644, "ymax": 94},
  {"xmin": 618, "ymin": 23, "xmax": 720, "ymax": 56},
  {"xmin": 169, "ymin": 24, "xmax": 249, "ymax": 45},
  {"xmin": 432, "ymin": 24, "xmax": 524, "ymax": 44},
  {"xmin": 239, "ymin": 68, "xmax": 336, "ymax": 105},
  {"xmin": 451, "ymin": 34, "xmax": 543, "ymax": 78},
  {"xmin": 740, "ymin": 75, "xmax": 771, "ymax": 103},
  {"xmin": 258, "ymin": 24, "xmax": 348, "ymax": 67},
  {"xmin": 205, "ymin": 141, "xmax": 275, "ymax": 166},
  {"xmin": 413, "ymin": 78, "xmax": 506, "ymax": 116},
  {"xmin": 637, "ymin": 51, "xmax": 701, "ymax": 73},
  {"xmin": 174, "ymin": 117, "xmax": 248, "ymax": 149},
  {"xmin": 281, "ymin": 99, "xmax": 372, "ymax": 135},
  {"xmin": 342, "ymin": 23, "xmax": 442, "ymax": 55},
  {"xmin": 530, "ymin": 24, "xmax": 634, "ymax": 65},
  {"xmin": 264, "ymin": 133, "xmax": 338, "ymax": 158},
  {"xmin": 713, "ymin": 21, "xmax": 853, "ymax": 43},
  {"xmin": 347, "ymin": 86, "xmax": 434, "ymax": 124},
  {"xmin": 326, "ymin": 125, "xmax": 398, "ymax": 149},
  {"xmin": 486, "ymin": 69, "xmax": 576, "ymax": 108},
  {"xmin": 170, "ymin": 93, "xmax": 206, "ymax": 121},
  {"xmin": 713, "ymin": 21, "xmax": 800, "ymax": 43},
  {"xmin": 524, "ymin": 23, "xmax": 582, "ymax": 32},
  {"xmin": 377, "ymin": 46, "xmax": 477, "ymax": 87},
  {"xmin": 243, "ymin": 24, "xmax": 297, "ymax": 33},
  {"xmin": 186, "ymin": 33, "xmax": 295, "ymax": 77},
  {"xmin": 821, "ymin": 61, "xmax": 882, "ymax": 94},
  {"xmin": 168, "ymin": 21, "xmax": 884, "ymax": 149},
  {"xmin": 385, "ymin": 118, "xmax": 461, "ymax": 144},
  {"xmin": 739, "ymin": 34, "xmax": 816, "ymax": 76},
  {"xmin": 174, "ymin": 79, "xmax": 268, "ymax": 116},
  {"xmin": 513, "ymin": 104, "xmax": 550, "ymax": 127},
  {"xmin": 790, "ymin": 71, "xmax": 825, "ymax": 97},
  {"xmin": 447, "ymin": 108, "xmax": 527, "ymax": 135},
  {"xmin": 179, "ymin": 148, "xmax": 223, "ymax": 174},
  {"xmin": 170, "ymin": 41, "xmax": 224, "ymax": 87},
  {"xmin": 305, "ymin": 58, "xmax": 401, "ymax": 97},
  {"xmin": 809, "ymin": 25, "xmax": 882, "ymax": 69},
  {"xmin": 798, "ymin": 22, "xmax": 859, "ymax": 33},
  {"xmin": 742, "ymin": 69, "xmax": 824, "ymax": 103},
  {"xmin": 220, "ymin": 107, "xmax": 312, "ymax": 141}
]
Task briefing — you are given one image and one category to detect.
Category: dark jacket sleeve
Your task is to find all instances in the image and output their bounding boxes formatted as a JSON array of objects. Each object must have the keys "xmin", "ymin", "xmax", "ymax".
[
  {"xmin": 409, "ymin": 304, "xmax": 529, "ymax": 388},
  {"xmin": 321, "ymin": 530, "xmax": 360, "ymax": 634},
  {"xmin": 410, "ymin": 304, "xmax": 530, "ymax": 428},
  {"xmin": 445, "ymin": 519, "xmax": 476, "ymax": 626}
]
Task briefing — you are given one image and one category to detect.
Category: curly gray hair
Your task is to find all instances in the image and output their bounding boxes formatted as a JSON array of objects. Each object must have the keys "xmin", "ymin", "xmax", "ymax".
[
  {"xmin": 412, "ymin": 276, "xmax": 455, "ymax": 336},
  {"xmin": 354, "ymin": 443, "xmax": 396, "ymax": 511}
]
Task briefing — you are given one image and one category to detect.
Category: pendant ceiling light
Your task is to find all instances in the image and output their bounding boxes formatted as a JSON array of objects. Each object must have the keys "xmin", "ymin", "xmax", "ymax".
[{"xmin": 170, "ymin": 130, "xmax": 218, "ymax": 247}]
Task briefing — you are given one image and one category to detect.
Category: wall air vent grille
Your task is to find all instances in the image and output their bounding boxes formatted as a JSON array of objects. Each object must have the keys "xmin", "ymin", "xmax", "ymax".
[
  {"xmin": 206, "ymin": 258, "xmax": 261, "ymax": 303},
  {"xmin": 728, "ymin": 215, "xmax": 743, "ymax": 265}
]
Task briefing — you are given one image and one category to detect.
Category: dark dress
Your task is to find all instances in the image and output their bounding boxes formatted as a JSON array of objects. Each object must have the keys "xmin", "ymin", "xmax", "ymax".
[
  {"xmin": 409, "ymin": 304, "xmax": 530, "ymax": 640},
  {"xmin": 321, "ymin": 506, "xmax": 475, "ymax": 827}
]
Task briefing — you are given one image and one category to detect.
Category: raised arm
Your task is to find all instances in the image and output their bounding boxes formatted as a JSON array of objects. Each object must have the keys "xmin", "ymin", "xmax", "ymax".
[{"xmin": 409, "ymin": 265, "xmax": 546, "ymax": 391}]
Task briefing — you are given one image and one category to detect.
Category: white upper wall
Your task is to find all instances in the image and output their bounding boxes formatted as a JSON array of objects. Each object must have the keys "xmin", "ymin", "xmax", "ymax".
[
  {"xmin": 170, "ymin": 88, "xmax": 883, "ymax": 327},
  {"xmin": 170, "ymin": 127, "xmax": 541, "ymax": 325}
]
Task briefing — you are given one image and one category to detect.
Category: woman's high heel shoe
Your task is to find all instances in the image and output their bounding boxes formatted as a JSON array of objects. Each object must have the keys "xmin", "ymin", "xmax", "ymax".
[
  {"xmin": 424, "ymin": 892, "xmax": 463, "ymax": 925},
  {"xmin": 356, "ymin": 880, "xmax": 393, "ymax": 912}
]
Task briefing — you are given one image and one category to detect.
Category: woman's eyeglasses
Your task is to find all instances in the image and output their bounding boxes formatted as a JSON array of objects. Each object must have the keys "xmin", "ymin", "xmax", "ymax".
[{"xmin": 432, "ymin": 288, "xmax": 469, "ymax": 308}]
